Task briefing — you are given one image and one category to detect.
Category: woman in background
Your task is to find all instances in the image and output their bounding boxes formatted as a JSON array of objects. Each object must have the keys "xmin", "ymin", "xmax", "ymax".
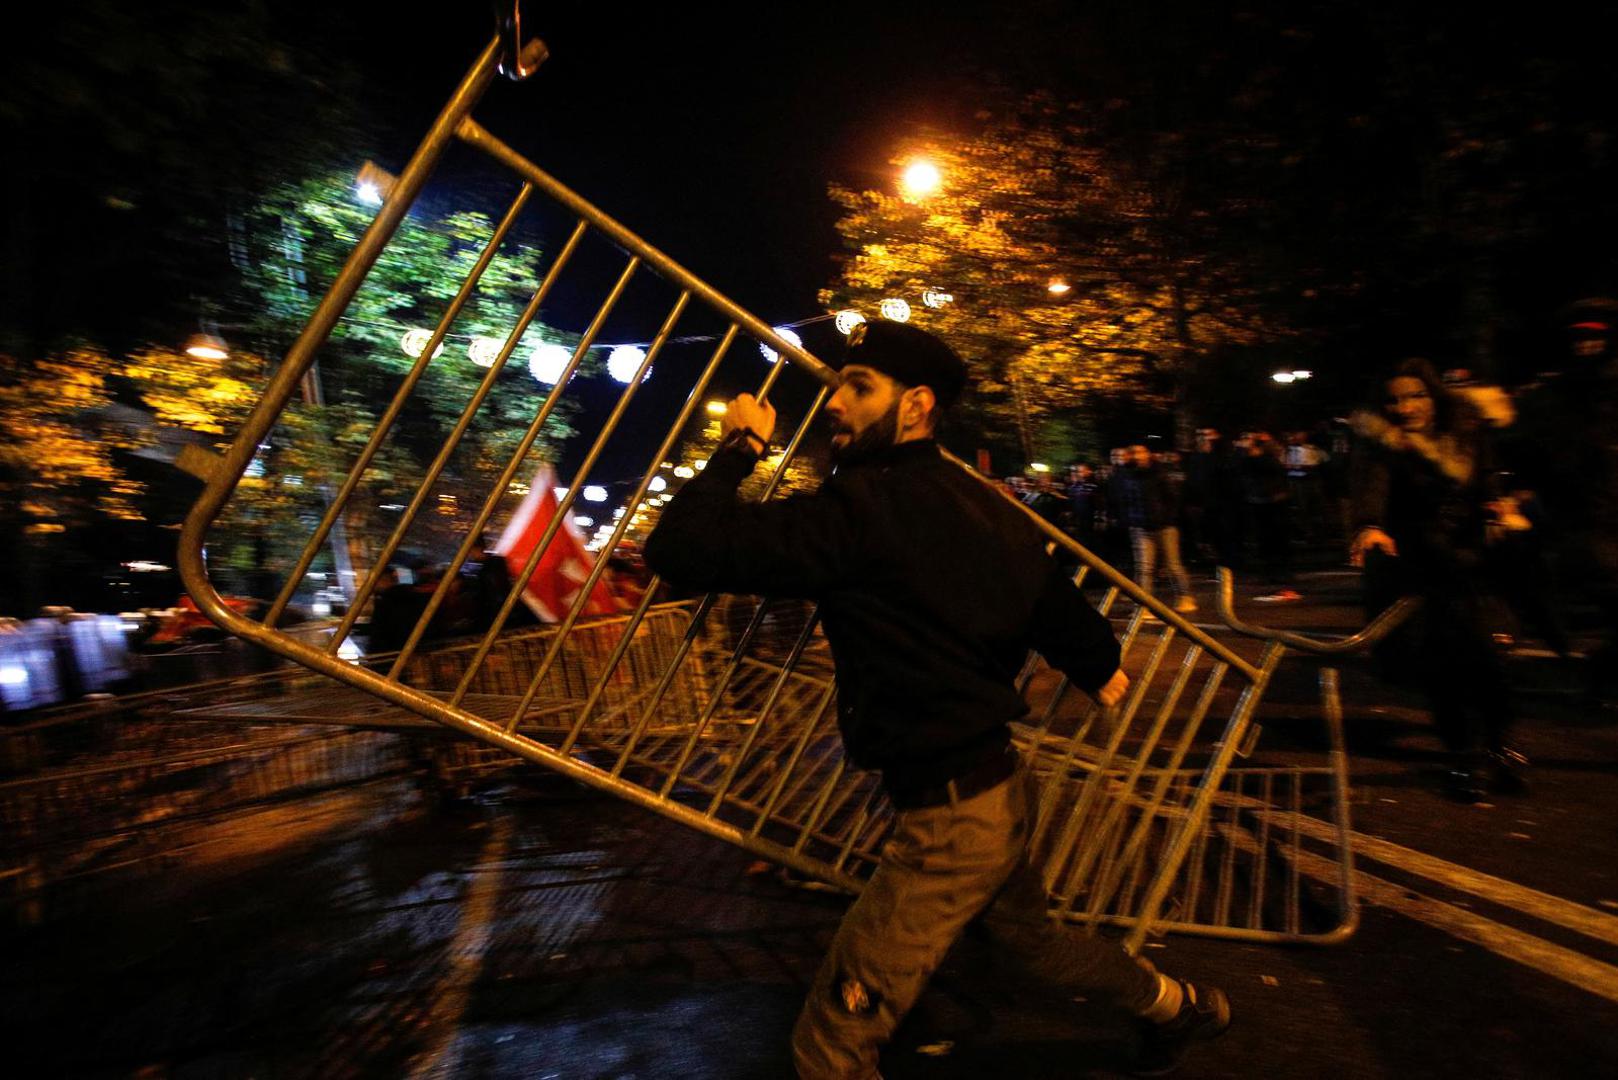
[{"xmin": 1350, "ymin": 358, "xmax": 1525, "ymax": 801}]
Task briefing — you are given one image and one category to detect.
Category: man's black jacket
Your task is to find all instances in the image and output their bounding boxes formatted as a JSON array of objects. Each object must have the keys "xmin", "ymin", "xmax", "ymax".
[{"xmin": 642, "ymin": 438, "xmax": 1120, "ymax": 791}]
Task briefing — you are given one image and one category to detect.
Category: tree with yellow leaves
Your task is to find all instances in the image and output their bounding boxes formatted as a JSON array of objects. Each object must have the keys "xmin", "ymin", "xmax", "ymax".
[
  {"xmin": 821, "ymin": 93, "xmax": 1295, "ymax": 465},
  {"xmin": 0, "ymin": 351, "xmax": 145, "ymax": 534}
]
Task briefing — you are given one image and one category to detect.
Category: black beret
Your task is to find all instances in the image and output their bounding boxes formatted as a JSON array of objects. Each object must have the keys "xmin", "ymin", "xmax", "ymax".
[{"xmin": 842, "ymin": 321, "xmax": 968, "ymax": 408}]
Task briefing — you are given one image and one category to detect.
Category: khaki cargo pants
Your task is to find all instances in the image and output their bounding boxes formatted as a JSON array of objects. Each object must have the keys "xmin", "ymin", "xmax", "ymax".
[{"xmin": 791, "ymin": 762, "xmax": 1162, "ymax": 1079}]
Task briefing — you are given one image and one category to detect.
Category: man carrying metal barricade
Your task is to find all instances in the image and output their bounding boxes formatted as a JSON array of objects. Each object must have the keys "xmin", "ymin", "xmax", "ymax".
[{"xmin": 644, "ymin": 321, "xmax": 1230, "ymax": 1078}]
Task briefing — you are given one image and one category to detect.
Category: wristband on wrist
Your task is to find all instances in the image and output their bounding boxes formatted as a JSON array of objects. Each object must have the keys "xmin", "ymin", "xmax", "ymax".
[{"xmin": 720, "ymin": 427, "xmax": 769, "ymax": 456}]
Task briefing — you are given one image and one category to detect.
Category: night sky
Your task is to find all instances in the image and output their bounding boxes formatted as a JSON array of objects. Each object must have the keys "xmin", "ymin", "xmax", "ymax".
[
  {"xmin": 16, "ymin": 3, "xmax": 1618, "ymax": 370},
  {"xmin": 9, "ymin": 1, "xmax": 1618, "ymax": 603},
  {"xmin": 326, "ymin": 5, "xmax": 993, "ymax": 329},
  {"xmin": 298, "ymin": 4, "xmax": 1021, "ymax": 479}
]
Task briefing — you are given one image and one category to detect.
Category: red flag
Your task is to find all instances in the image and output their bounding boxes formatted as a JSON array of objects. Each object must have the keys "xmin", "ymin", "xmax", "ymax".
[{"xmin": 495, "ymin": 465, "xmax": 621, "ymax": 622}]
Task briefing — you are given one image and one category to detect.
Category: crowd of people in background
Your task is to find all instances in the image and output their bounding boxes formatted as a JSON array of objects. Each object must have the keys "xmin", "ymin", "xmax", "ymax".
[
  {"xmin": 1002, "ymin": 422, "xmax": 1347, "ymax": 606},
  {"xmin": 998, "ymin": 296, "xmax": 1618, "ymax": 803}
]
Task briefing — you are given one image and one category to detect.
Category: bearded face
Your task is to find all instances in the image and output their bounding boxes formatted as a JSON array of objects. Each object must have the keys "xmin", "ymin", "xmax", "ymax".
[
  {"xmin": 826, "ymin": 364, "xmax": 909, "ymax": 467},
  {"xmin": 830, "ymin": 397, "xmax": 902, "ymax": 466}
]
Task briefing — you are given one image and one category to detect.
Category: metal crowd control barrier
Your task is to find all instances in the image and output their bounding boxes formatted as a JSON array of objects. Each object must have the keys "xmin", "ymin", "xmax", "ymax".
[
  {"xmin": 0, "ymin": 676, "xmax": 417, "ymax": 921},
  {"xmin": 174, "ymin": 30, "xmax": 1387, "ymax": 949},
  {"xmin": 1185, "ymin": 569, "xmax": 1421, "ymax": 943}
]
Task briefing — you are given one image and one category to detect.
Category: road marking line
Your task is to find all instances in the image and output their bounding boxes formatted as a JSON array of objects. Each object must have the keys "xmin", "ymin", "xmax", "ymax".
[
  {"xmin": 1333, "ymin": 854, "xmax": 1618, "ymax": 1004},
  {"xmin": 1344, "ymin": 828, "xmax": 1618, "ymax": 948},
  {"xmin": 1258, "ymin": 804, "xmax": 1618, "ymax": 948},
  {"xmin": 1194, "ymin": 820, "xmax": 1618, "ymax": 1000}
]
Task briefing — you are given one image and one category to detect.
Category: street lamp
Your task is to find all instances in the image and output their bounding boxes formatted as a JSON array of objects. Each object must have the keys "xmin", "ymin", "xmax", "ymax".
[
  {"xmin": 1047, "ymin": 279, "xmax": 1071, "ymax": 296},
  {"xmin": 900, "ymin": 159, "xmax": 942, "ymax": 199},
  {"xmin": 356, "ymin": 160, "xmax": 398, "ymax": 206},
  {"xmin": 835, "ymin": 310, "xmax": 866, "ymax": 336},
  {"xmin": 1271, "ymin": 371, "xmax": 1297, "ymax": 384},
  {"xmin": 468, "ymin": 336, "xmax": 503, "ymax": 368},
  {"xmin": 183, "ymin": 333, "xmax": 229, "ymax": 360},
  {"xmin": 529, "ymin": 343, "xmax": 571, "ymax": 385},
  {"xmin": 607, "ymin": 345, "xmax": 648, "ymax": 384},
  {"xmin": 401, "ymin": 328, "xmax": 445, "ymax": 360},
  {"xmin": 879, "ymin": 298, "xmax": 912, "ymax": 322},
  {"xmin": 759, "ymin": 326, "xmax": 803, "ymax": 363}
]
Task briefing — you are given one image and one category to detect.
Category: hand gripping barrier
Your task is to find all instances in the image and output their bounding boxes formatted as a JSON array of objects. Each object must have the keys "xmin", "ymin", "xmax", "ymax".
[{"xmin": 176, "ymin": 32, "xmax": 1405, "ymax": 949}]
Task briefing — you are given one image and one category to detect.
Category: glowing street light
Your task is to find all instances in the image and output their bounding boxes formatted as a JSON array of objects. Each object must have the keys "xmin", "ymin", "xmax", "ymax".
[
  {"xmin": 673, "ymin": 465, "xmax": 696, "ymax": 479},
  {"xmin": 582, "ymin": 485, "xmax": 609, "ymax": 503},
  {"xmin": 835, "ymin": 310, "xmax": 866, "ymax": 336},
  {"xmin": 760, "ymin": 326, "xmax": 803, "ymax": 363},
  {"xmin": 922, "ymin": 289, "xmax": 954, "ymax": 309},
  {"xmin": 1029, "ymin": 463, "xmax": 1050, "ymax": 473},
  {"xmin": 607, "ymin": 345, "xmax": 648, "ymax": 384},
  {"xmin": 648, "ymin": 475, "xmax": 668, "ymax": 492},
  {"xmin": 529, "ymin": 343, "xmax": 571, "ymax": 385},
  {"xmin": 705, "ymin": 400, "xmax": 728, "ymax": 416},
  {"xmin": 355, "ymin": 160, "xmax": 397, "ymax": 206},
  {"xmin": 1047, "ymin": 279, "xmax": 1072, "ymax": 296},
  {"xmin": 183, "ymin": 333, "xmax": 229, "ymax": 360},
  {"xmin": 401, "ymin": 328, "xmax": 445, "ymax": 360},
  {"xmin": 468, "ymin": 336, "xmax": 504, "ymax": 368},
  {"xmin": 1271, "ymin": 371, "xmax": 1297, "ymax": 384},
  {"xmin": 1291, "ymin": 369, "xmax": 1314, "ymax": 380},
  {"xmin": 879, "ymin": 298, "xmax": 912, "ymax": 322},
  {"xmin": 900, "ymin": 159, "xmax": 942, "ymax": 199}
]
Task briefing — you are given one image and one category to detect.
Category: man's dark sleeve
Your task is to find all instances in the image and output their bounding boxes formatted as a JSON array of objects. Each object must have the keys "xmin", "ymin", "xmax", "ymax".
[
  {"xmin": 1025, "ymin": 560, "xmax": 1121, "ymax": 696},
  {"xmin": 642, "ymin": 445, "xmax": 862, "ymax": 598}
]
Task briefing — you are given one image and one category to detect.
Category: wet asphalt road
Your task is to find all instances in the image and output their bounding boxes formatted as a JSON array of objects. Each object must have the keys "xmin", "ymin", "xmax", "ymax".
[{"xmin": 5, "ymin": 567, "xmax": 1618, "ymax": 1078}]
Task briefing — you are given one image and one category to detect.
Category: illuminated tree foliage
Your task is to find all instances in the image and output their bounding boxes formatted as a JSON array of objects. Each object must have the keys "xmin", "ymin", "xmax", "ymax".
[
  {"xmin": 822, "ymin": 93, "xmax": 1297, "ymax": 461},
  {"xmin": 0, "ymin": 351, "xmax": 144, "ymax": 533},
  {"xmin": 235, "ymin": 174, "xmax": 583, "ymax": 563},
  {"xmin": 1, "ymin": 175, "xmax": 582, "ymax": 610}
]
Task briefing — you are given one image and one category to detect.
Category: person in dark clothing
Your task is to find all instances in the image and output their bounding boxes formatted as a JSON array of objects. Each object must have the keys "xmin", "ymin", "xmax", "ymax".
[
  {"xmin": 367, "ymin": 562, "xmax": 470, "ymax": 654},
  {"xmin": 368, "ymin": 563, "xmax": 438, "ymax": 654},
  {"xmin": 1182, "ymin": 429, "xmax": 1221, "ymax": 567},
  {"xmin": 1484, "ymin": 482, "xmax": 1573, "ymax": 658},
  {"xmin": 644, "ymin": 321, "xmax": 1229, "ymax": 1079},
  {"xmin": 1066, "ymin": 462, "xmax": 1103, "ymax": 551},
  {"xmin": 1351, "ymin": 358, "xmax": 1522, "ymax": 800},
  {"xmin": 469, "ymin": 533, "xmax": 537, "ymax": 634},
  {"xmin": 1113, "ymin": 444, "xmax": 1196, "ymax": 613},
  {"xmin": 1241, "ymin": 432, "xmax": 1299, "ymax": 602},
  {"xmin": 1507, "ymin": 297, "xmax": 1618, "ymax": 700}
]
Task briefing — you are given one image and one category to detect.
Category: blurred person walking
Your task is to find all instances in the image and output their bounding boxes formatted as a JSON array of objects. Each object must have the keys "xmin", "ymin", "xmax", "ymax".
[
  {"xmin": 1115, "ymin": 445, "xmax": 1197, "ymax": 614},
  {"xmin": 1242, "ymin": 432, "xmax": 1300, "ymax": 602},
  {"xmin": 1284, "ymin": 430, "xmax": 1330, "ymax": 543},
  {"xmin": 1351, "ymin": 358, "xmax": 1523, "ymax": 801},
  {"xmin": 1066, "ymin": 462, "xmax": 1103, "ymax": 552},
  {"xmin": 1508, "ymin": 298, "xmax": 1618, "ymax": 702},
  {"xmin": 1185, "ymin": 428, "xmax": 1241, "ymax": 568}
]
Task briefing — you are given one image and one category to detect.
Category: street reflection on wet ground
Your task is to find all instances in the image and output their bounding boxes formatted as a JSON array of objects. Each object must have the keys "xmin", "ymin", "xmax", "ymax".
[
  {"xmin": 6, "ymin": 636, "xmax": 1618, "ymax": 1080},
  {"xmin": 2, "ymin": 764, "xmax": 1170, "ymax": 1078}
]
